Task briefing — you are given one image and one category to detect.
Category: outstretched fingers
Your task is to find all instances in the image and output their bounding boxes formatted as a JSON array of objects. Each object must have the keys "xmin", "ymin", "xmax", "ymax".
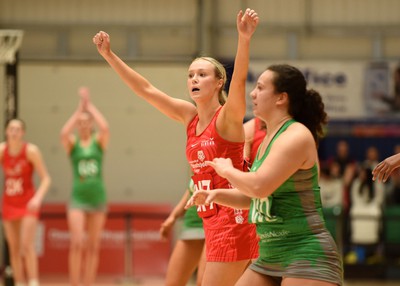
[
  {"xmin": 237, "ymin": 8, "xmax": 259, "ymax": 37},
  {"xmin": 185, "ymin": 191, "xmax": 212, "ymax": 208},
  {"xmin": 372, "ymin": 161, "xmax": 392, "ymax": 182},
  {"xmin": 185, "ymin": 196, "xmax": 196, "ymax": 209}
]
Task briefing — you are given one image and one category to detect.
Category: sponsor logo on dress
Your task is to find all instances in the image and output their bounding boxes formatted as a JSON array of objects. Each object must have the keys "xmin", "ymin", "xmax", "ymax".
[
  {"xmin": 234, "ymin": 209, "xmax": 244, "ymax": 224},
  {"xmin": 197, "ymin": 150, "xmax": 205, "ymax": 162}
]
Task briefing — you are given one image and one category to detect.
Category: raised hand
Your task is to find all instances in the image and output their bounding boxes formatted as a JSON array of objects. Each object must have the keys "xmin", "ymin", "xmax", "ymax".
[
  {"xmin": 237, "ymin": 8, "xmax": 259, "ymax": 40},
  {"xmin": 78, "ymin": 86, "xmax": 90, "ymax": 110},
  {"xmin": 92, "ymin": 31, "xmax": 111, "ymax": 56}
]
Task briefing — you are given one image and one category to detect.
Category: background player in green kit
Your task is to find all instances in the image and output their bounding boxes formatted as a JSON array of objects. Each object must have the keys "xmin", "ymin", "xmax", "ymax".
[
  {"xmin": 60, "ymin": 86, "xmax": 110, "ymax": 286},
  {"xmin": 160, "ymin": 178, "xmax": 205, "ymax": 286},
  {"xmin": 188, "ymin": 64, "xmax": 343, "ymax": 286}
]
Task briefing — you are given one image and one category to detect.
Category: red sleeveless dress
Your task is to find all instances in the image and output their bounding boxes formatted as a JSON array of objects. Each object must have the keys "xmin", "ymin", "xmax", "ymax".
[
  {"xmin": 2, "ymin": 143, "xmax": 38, "ymax": 220},
  {"xmin": 186, "ymin": 108, "xmax": 258, "ymax": 262},
  {"xmin": 249, "ymin": 117, "xmax": 267, "ymax": 166}
]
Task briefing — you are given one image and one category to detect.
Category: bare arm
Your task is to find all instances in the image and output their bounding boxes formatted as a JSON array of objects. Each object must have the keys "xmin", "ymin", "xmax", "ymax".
[
  {"xmin": 83, "ymin": 88, "xmax": 110, "ymax": 150},
  {"xmin": 208, "ymin": 123, "xmax": 317, "ymax": 198},
  {"xmin": 218, "ymin": 9, "xmax": 259, "ymax": 141},
  {"xmin": 27, "ymin": 144, "xmax": 51, "ymax": 211},
  {"xmin": 60, "ymin": 100, "xmax": 83, "ymax": 153},
  {"xmin": 243, "ymin": 118, "xmax": 256, "ymax": 160},
  {"xmin": 372, "ymin": 152, "xmax": 400, "ymax": 182},
  {"xmin": 186, "ymin": 188, "xmax": 251, "ymax": 210},
  {"xmin": 93, "ymin": 31, "xmax": 196, "ymax": 125},
  {"xmin": 0, "ymin": 143, "xmax": 5, "ymax": 162},
  {"xmin": 160, "ymin": 189, "xmax": 190, "ymax": 240}
]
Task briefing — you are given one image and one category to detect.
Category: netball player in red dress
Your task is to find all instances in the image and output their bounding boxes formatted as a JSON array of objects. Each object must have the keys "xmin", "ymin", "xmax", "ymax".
[
  {"xmin": 93, "ymin": 8, "xmax": 259, "ymax": 286},
  {"xmin": 0, "ymin": 119, "xmax": 51, "ymax": 286},
  {"xmin": 244, "ymin": 117, "xmax": 267, "ymax": 168}
]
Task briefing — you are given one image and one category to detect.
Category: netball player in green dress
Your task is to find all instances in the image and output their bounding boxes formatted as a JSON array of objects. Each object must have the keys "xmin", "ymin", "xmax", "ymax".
[
  {"xmin": 60, "ymin": 87, "xmax": 110, "ymax": 286},
  {"xmin": 188, "ymin": 64, "xmax": 343, "ymax": 286}
]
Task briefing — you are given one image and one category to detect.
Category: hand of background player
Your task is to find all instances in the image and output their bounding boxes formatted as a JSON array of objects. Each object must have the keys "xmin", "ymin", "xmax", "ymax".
[
  {"xmin": 27, "ymin": 195, "xmax": 42, "ymax": 213},
  {"xmin": 159, "ymin": 215, "xmax": 176, "ymax": 241}
]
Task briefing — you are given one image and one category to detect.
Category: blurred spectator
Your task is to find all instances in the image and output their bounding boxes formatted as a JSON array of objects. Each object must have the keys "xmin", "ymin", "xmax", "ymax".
[
  {"xmin": 327, "ymin": 140, "xmax": 357, "ymax": 210},
  {"xmin": 346, "ymin": 164, "xmax": 385, "ymax": 264},
  {"xmin": 320, "ymin": 162, "xmax": 343, "ymax": 209},
  {"xmin": 320, "ymin": 161, "xmax": 344, "ymax": 245},
  {"xmin": 363, "ymin": 146, "xmax": 380, "ymax": 170}
]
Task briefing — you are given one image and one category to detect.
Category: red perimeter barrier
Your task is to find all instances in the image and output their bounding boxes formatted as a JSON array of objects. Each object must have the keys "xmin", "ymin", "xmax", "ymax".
[{"xmin": 37, "ymin": 203, "xmax": 172, "ymax": 278}]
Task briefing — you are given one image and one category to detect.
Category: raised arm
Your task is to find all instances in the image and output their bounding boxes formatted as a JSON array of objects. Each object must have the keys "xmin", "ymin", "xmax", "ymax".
[
  {"xmin": 218, "ymin": 9, "xmax": 259, "ymax": 140},
  {"xmin": 93, "ymin": 31, "xmax": 196, "ymax": 125},
  {"xmin": 60, "ymin": 94, "xmax": 85, "ymax": 153},
  {"xmin": 82, "ymin": 87, "xmax": 110, "ymax": 150}
]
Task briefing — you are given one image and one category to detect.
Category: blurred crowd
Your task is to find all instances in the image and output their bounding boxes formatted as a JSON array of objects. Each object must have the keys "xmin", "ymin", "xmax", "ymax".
[{"xmin": 319, "ymin": 140, "xmax": 400, "ymax": 266}]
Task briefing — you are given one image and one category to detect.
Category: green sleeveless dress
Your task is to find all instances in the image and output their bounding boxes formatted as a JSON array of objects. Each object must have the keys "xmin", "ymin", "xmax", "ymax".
[
  {"xmin": 249, "ymin": 119, "xmax": 343, "ymax": 285},
  {"xmin": 69, "ymin": 135, "xmax": 107, "ymax": 211}
]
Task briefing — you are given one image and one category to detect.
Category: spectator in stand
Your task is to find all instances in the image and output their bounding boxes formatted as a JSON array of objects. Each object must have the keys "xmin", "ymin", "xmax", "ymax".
[
  {"xmin": 346, "ymin": 163, "xmax": 385, "ymax": 264},
  {"xmin": 329, "ymin": 140, "xmax": 357, "ymax": 210},
  {"xmin": 320, "ymin": 161, "xmax": 343, "ymax": 209},
  {"xmin": 363, "ymin": 146, "xmax": 380, "ymax": 170}
]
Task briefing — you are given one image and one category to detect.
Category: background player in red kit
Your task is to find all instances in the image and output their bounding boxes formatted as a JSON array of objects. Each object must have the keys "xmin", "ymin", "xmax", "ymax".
[
  {"xmin": 93, "ymin": 8, "xmax": 259, "ymax": 286},
  {"xmin": 0, "ymin": 119, "xmax": 51, "ymax": 286},
  {"xmin": 244, "ymin": 117, "xmax": 267, "ymax": 169}
]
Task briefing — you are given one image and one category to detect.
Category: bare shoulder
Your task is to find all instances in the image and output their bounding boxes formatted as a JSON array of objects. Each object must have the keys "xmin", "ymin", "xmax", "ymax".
[
  {"xmin": 184, "ymin": 107, "xmax": 198, "ymax": 127},
  {"xmin": 279, "ymin": 122, "xmax": 315, "ymax": 149},
  {"xmin": 289, "ymin": 122, "xmax": 313, "ymax": 138},
  {"xmin": 0, "ymin": 142, "xmax": 6, "ymax": 158},
  {"xmin": 286, "ymin": 122, "xmax": 318, "ymax": 168},
  {"xmin": 26, "ymin": 142, "xmax": 41, "ymax": 156}
]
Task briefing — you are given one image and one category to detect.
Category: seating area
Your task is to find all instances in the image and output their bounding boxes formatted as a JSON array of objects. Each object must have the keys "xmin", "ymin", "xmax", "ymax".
[{"xmin": 323, "ymin": 205, "xmax": 400, "ymax": 280}]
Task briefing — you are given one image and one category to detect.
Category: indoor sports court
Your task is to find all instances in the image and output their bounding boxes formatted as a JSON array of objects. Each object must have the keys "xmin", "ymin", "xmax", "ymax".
[{"xmin": 1, "ymin": 0, "xmax": 400, "ymax": 285}]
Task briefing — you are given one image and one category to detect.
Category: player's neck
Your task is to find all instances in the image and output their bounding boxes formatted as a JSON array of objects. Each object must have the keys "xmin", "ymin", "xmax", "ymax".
[{"xmin": 7, "ymin": 140, "xmax": 24, "ymax": 155}]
